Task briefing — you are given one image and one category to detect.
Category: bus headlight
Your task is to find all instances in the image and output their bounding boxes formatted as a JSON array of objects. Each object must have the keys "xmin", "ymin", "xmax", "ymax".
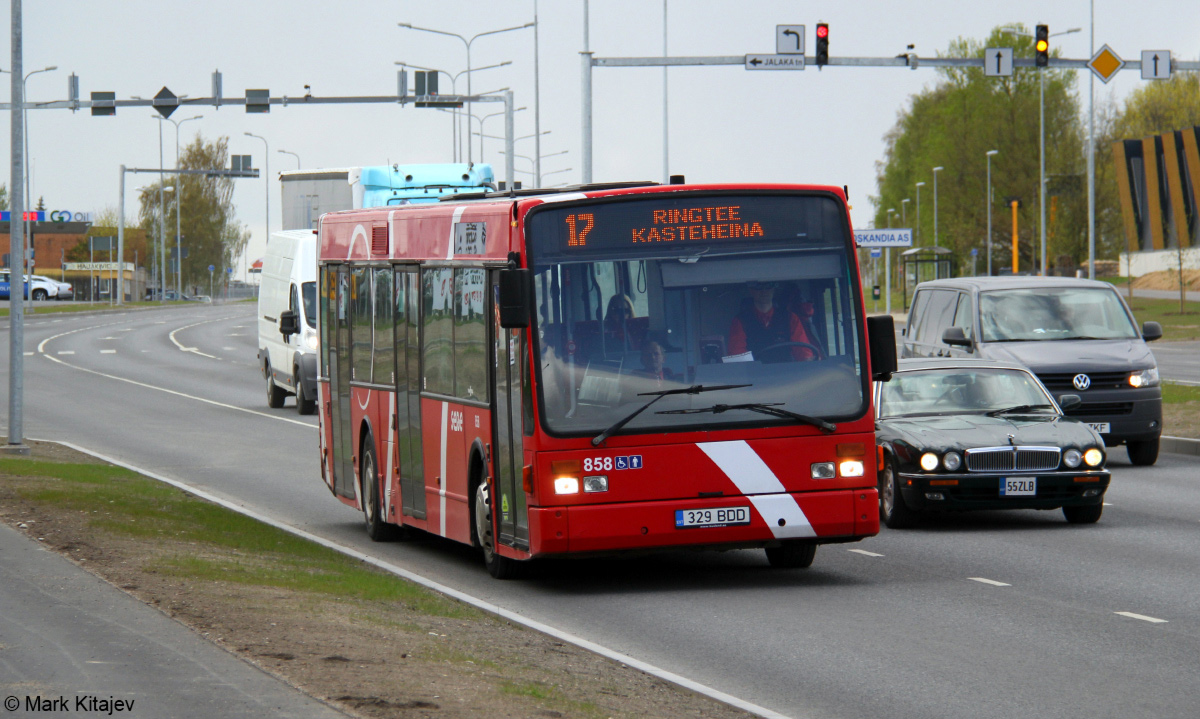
[
  {"xmin": 919, "ymin": 453, "xmax": 939, "ymax": 471},
  {"xmin": 1063, "ymin": 449, "xmax": 1082, "ymax": 468},
  {"xmin": 811, "ymin": 462, "xmax": 836, "ymax": 479},
  {"xmin": 839, "ymin": 460, "xmax": 864, "ymax": 477},
  {"xmin": 1129, "ymin": 368, "xmax": 1159, "ymax": 388},
  {"xmin": 942, "ymin": 452, "xmax": 962, "ymax": 471},
  {"xmin": 1083, "ymin": 448, "xmax": 1104, "ymax": 467},
  {"xmin": 583, "ymin": 475, "xmax": 608, "ymax": 493},
  {"xmin": 554, "ymin": 477, "xmax": 580, "ymax": 495}
]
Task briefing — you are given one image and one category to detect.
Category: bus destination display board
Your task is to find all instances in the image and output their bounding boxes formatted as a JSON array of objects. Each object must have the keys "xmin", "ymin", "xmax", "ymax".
[{"xmin": 529, "ymin": 194, "xmax": 843, "ymax": 258}]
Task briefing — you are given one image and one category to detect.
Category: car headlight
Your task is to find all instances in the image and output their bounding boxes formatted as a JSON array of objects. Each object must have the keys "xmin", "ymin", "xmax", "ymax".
[
  {"xmin": 1083, "ymin": 448, "xmax": 1104, "ymax": 467},
  {"xmin": 304, "ymin": 330, "xmax": 319, "ymax": 351},
  {"xmin": 1129, "ymin": 367, "xmax": 1159, "ymax": 388},
  {"xmin": 942, "ymin": 451, "xmax": 962, "ymax": 471},
  {"xmin": 919, "ymin": 452, "xmax": 939, "ymax": 471},
  {"xmin": 1063, "ymin": 449, "xmax": 1082, "ymax": 468}
]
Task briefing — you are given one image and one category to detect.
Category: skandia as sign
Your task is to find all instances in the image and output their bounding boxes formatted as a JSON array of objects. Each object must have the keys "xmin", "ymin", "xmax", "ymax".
[{"xmin": 0, "ymin": 210, "xmax": 94, "ymax": 223}]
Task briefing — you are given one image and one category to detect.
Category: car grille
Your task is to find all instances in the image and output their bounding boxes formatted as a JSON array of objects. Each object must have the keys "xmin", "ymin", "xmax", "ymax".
[
  {"xmin": 1067, "ymin": 402, "xmax": 1135, "ymax": 417},
  {"xmin": 964, "ymin": 447, "xmax": 1061, "ymax": 472},
  {"xmin": 1037, "ymin": 372, "xmax": 1129, "ymax": 391}
]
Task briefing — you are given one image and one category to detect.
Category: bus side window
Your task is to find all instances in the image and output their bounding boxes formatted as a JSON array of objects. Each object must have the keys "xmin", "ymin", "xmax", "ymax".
[
  {"xmin": 373, "ymin": 269, "xmax": 394, "ymax": 385},
  {"xmin": 422, "ymin": 268, "xmax": 455, "ymax": 396},
  {"xmin": 350, "ymin": 267, "xmax": 373, "ymax": 383},
  {"xmin": 454, "ymin": 268, "xmax": 488, "ymax": 403}
]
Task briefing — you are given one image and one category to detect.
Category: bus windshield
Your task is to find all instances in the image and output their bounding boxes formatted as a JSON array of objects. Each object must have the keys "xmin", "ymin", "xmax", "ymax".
[{"xmin": 527, "ymin": 193, "xmax": 867, "ymax": 437}]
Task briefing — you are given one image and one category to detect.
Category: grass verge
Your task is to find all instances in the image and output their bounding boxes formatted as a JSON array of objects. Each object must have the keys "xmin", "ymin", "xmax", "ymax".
[{"xmin": 0, "ymin": 448, "xmax": 751, "ymax": 719}]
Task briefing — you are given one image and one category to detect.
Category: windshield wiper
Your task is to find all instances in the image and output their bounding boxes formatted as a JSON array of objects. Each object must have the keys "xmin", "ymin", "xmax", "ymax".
[
  {"xmin": 986, "ymin": 404, "xmax": 1056, "ymax": 417},
  {"xmin": 658, "ymin": 402, "xmax": 836, "ymax": 433},
  {"xmin": 591, "ymin": 384, "xmax": 751, "ymax": 446}
]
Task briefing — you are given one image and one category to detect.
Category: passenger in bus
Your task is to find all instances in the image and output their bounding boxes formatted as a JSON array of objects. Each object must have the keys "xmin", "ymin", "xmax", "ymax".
[
  {"xmin": 604, "ymin": 293, "xmax": 642, "ymax": 349},
  {"xmin": 629, "ymin": 341, "xmax": 678, "ymax": 392},
  {"xmin": 728, "ymin": 281, "xmax": 817, "ymax": 363}
]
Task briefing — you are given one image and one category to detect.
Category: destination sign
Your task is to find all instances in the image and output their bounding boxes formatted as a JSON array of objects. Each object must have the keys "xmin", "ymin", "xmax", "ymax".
[{"xmin": 529, "ymin": 194, "xmax": 848, "ymax": 259}]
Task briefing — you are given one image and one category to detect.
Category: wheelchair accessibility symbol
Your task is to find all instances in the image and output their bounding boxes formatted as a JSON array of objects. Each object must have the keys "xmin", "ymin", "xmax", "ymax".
[{"xmin": 614, "ymin": 455, "xmax": 643, "ymax": 470}]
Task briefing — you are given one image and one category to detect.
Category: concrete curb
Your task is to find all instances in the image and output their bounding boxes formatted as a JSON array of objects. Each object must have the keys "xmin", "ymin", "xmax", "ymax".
[{"xmin": 1161, "ymin": 435, "xmax": 1200, "ymax": 457}]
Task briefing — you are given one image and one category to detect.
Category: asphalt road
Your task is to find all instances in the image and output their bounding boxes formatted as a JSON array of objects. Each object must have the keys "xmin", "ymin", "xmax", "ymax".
[{"xmin": 3, "ymin": 303, "xmax": 1199, "ymax": 719}]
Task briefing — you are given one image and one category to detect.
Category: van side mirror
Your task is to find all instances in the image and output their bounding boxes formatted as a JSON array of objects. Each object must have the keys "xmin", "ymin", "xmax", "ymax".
[
  {"xmin": 279, "ymin": 310, "xmax": 299, "ymax": 337},
  {"xmin": 1142, "ymin": 321, "xmax": 1163, "ymax": 342},
  {"xmin": 498, "ymin": 268, "xmax": 531, "ymax": 329},
  {"xmin": 1057, "ymin": 394, "xmax": 1082, "ymax": 411},
  {"xmin": 867, "ymin": 315, "xmax": 897, "ymax": 382},
  {"xmin": 942, "ymin": 326, "xmax": 972, "ymax": 347}
]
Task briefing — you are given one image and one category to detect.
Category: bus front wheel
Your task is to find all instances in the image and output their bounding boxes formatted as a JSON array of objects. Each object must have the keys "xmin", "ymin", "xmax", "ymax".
[
  {"xmin": 765, "ymin": 541, "xmax": 817, "ymax": 568},
  {"xmin": 360, "ymin": 441, "xmax": 393, "ymax": 541},
  {"xmin": 474, "ymin": 481, "xmax": 522, "ymax": 579}
]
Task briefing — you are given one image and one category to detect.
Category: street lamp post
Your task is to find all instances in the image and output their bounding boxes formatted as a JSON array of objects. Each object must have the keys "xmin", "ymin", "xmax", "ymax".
[
  {"xmin": 244, "ymin": 132, "xmax": 270, "ymax": 273},
  {"xmin": 1000, "ymin": 25, "xmax": 1081, "ymax": 276},
  {"xmin": 932, "ymin": 166, "xmax": 944, "ymax": 249},
  {"xmin": 398, "ymin": 22, "xmax": 533, "ymax": 164},
  {"xmin": 22, "ymin": 65, "xmax": 56, "ymax": 280},
  {"xmin": 986, "ymin": 150, "xmax": 999, "ymax": 276},
  {"xmin": 471, "ymin": 106, "xmax": 527, "ymax": 165},
  {"xmin": 278, "ymin": 149, "xmax": 301, "ymax": 169},
  {"xmin": 157, "ymin": 114, "xmax": 202, "ymax": 296},
  {"xmin": 915, "ymin": 182, "xmax": 925, "ymax": 245}
]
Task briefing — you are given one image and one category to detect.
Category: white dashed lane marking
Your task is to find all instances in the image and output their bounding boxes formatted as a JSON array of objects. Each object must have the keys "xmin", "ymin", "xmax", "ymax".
[
  {"xmin": 1115, "ymin": 611, "xmax": 1167, "ymax": 624},
  {"xmin": 57, "ymin": 351, "xmax": 75, "ymax": 355},
  {"xmin": 101, "ymin": 350, "xmax": 116, "ymax": 354},
  {"xmin": 969, "ymin": 577, "xmax": 1011, "ymax": 587},
  {"xmin": 847, "ymin": 549, "xmax": 884, "ymax": 557}
]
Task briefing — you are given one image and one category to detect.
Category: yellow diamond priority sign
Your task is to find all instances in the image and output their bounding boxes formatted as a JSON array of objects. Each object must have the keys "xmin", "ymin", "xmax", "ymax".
[{"xmin": 1088, "ymin": 44, "xmax": 1124, "ymax": 83}]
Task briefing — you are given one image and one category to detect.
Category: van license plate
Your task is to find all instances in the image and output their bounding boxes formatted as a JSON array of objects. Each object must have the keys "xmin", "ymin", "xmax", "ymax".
[
  {"xmin": 675, "ymin": 506, "xmax": 751, "ymax": 529},
  {"xmin": 1000, "ymin": 478, "xmax": 1036, "ymax": 497},
  {"xmin": 1087, "ymin": 422, "xmax": 1110, "ymax": 434}
]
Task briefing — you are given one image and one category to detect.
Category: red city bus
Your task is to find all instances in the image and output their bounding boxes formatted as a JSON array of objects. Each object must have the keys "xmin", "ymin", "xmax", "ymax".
[{"xmin": 316, "ymin": 181, "xmax": 896, "ymax": 577}]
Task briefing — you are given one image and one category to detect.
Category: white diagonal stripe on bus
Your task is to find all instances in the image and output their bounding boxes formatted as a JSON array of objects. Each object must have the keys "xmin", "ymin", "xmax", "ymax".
[
  {"xmin": 697, "ymin": 441, "xmax": 784, "ymax": 495},
  {"xmin": 439, "ymin": 401, "xmax": 449, "ymax": 537},
  {"xmin": 446, "ymin": 206, "xmax": 467, "ymax": 260},
  {"xmin": 697, "ymin": 441, "xmax": 815, "ymax": 539}
]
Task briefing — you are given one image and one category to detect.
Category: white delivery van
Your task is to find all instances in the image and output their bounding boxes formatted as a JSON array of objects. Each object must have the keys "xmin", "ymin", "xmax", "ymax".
[{"xmin": 257, "ymin": 229, "xmax": 319, "ymax": 414}]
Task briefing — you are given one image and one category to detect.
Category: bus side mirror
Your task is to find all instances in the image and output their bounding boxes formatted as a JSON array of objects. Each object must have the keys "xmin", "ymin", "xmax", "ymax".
[
  {"xmin": 279, "ymin": 310, "xmax": 299, "ymax": 337},
  {"xmin": 867, "ymin": 315, "xmax": 897, "ymax": 382},
  {"xmin": 498, "ymin": 269, "xmax": 531, "ymax": 328}
]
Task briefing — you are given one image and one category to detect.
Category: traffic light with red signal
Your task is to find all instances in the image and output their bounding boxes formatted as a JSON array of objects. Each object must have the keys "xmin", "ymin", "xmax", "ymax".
[
  {"xmin": 1035, "ymin": 25, "xmax": 1049, "ymax": 67},
  {"xmin": 815, "ymin": 23, "xmax": 829, "ymax": 67}
]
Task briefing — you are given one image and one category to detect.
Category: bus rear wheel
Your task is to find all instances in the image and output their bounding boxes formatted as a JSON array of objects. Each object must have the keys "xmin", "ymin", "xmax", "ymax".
[
  {"xmin": 765, "ymin": 541, "xmax": 817, "ymax": 568},
  {"xmin": 360, "ymin": 441, "xmax": 394, "ymax": 541},
  {"xmin": 474, "ymin": 481, "xmax": 522, "ymax": 579}
]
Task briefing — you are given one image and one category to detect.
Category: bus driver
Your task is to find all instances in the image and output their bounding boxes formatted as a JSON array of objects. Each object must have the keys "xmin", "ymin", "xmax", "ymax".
[{"xmin": 728, "ymin": 281, "xmax": 817, "ymax": 363}]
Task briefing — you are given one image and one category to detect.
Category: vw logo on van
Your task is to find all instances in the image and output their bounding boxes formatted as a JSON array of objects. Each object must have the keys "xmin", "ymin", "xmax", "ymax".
[{"xmin": 1073, "ymin": 373, "xmax": 1092, "ymax": 390}]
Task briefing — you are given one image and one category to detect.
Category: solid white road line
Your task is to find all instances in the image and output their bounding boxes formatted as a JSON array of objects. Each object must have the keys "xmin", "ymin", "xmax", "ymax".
[
  {"xmin": 847, "ymin": 549, "xmax": 884, "ymax": 557},
  {"xmin": 100, "ymin": 350, "xmax": 116, "ymax": 354},
  {"xmin": 37, "ymin": 323, "xmax": 311, "ymax": 428},
  {"xmin": 46, "ymin": 438, "xmax": 793, "ymax": 719},
  {"xmin": 1114, "ymin": 611, "xmax": 1167, "ymax": 623},
  {"xmin": 969, "ymin": 577, "xmax": 1011, "ymax": 587},
  {"xmin": 57, "ymin": 351, "xmax": 75, "ymax": 355}
]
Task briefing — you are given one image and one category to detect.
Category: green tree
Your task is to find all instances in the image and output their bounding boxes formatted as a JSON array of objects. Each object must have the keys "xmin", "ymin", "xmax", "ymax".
[
  {"xmin": 75, "ymin": 206, "xmax": 149, "ymax": 263},
  {"xmin": 0, "ymin": 184, "xmax": 7, "ymax": 212},
  {"xmin": 137, "ymin": 134, "xmax": 250, "ymax": 291},
  {"xmin": 873, "ymin": 26, "xmax": 1087, "ymax": 275}
]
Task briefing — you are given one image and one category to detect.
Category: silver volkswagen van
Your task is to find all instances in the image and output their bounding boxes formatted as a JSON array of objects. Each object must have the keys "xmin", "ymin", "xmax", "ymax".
[{"xmin": 901, "ymin": 277, "xmax": 1163, "ymax": 465}]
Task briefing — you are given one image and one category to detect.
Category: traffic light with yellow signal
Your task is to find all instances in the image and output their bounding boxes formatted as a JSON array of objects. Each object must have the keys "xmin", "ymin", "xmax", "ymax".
[{"xmin": 1035, "ymin": 25, "xmax": 1049, "ymax": 67}]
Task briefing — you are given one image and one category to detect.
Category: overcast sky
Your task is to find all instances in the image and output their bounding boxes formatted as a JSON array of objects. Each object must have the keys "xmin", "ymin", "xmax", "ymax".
[{"xmin": 3, "ymin": 0, "xmax": 1197, "ymax": 276}]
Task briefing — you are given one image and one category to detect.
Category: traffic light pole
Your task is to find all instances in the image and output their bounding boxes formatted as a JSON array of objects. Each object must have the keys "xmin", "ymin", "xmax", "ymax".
[{"xmin": 581, "ymin": 51, "xmax": 1200, "ymax": 274}]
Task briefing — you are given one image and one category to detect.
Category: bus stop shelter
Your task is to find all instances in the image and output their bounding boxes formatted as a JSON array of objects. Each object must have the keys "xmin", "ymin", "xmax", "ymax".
[{"xmin": 901, "ymin": 246, "xmax": 953, "ymax": 309}]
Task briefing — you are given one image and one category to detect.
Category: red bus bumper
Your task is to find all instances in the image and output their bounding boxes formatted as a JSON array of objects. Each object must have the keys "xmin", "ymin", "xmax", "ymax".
[{"xmin": 527, "ymin": 488, "xmax": 879, "ymax": 556}]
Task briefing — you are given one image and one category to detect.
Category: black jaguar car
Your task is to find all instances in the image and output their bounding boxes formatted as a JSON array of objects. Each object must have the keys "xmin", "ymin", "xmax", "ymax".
[{"xmin": 875, "ymin": 358, "xmax": 1111, "ymax": 528}]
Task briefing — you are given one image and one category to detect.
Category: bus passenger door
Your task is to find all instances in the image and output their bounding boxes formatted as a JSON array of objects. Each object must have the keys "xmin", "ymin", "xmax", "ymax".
[
  {"xmin": 491, "ymin": 273, "xmax": 529, "ymax": 550},
  {"xmin": 331, "ymin": 266, "xmax": 355, "ymax": 498},
  {"xmin": 395, "ymin": 268, "xmax": 425, "ymax": 518}
]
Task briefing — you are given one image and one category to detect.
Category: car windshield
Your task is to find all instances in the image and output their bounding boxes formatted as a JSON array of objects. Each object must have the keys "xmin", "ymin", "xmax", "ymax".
[
  {"xmin": 301, "ymin": 281, "xmax": 317, "ymax": 329},
  {"xmin": 879, "ymin": 367, "xmax": 1057, "ymax": 418},
  {"xmin": 527, "ymin": 193, "xmax": 866, "ymax": 437},
  {"xmin": 979, "ymin": 287, "xmax": 1138, "ymax": 342}
]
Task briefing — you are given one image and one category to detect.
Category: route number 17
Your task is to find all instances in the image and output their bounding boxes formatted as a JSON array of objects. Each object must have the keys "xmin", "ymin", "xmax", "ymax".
[{"xmin": 565, "ymin": 213, "xmax": 595, "ymax": 247}]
